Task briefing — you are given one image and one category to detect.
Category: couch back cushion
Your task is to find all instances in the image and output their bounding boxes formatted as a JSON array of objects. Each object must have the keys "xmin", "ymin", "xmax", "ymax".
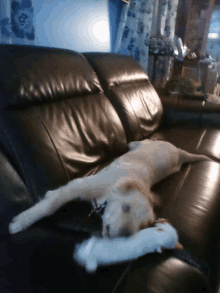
[
  {"xmin": 0, "ymin": 45, "xmax": 127, "ymax": 202},
  {"xmin": 84, "ymin": 53, "xmax": 163, "ymax": 142}
]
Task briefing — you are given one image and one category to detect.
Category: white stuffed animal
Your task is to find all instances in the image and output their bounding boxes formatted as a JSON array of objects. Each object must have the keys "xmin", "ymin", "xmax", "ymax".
[{"xmin": 74, "ymin": 221, "xmax": 180, "ymax": 273}]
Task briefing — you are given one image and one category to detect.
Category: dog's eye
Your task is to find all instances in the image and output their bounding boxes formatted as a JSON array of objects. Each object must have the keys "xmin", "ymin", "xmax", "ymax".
[{"xmin": 122, "ymin": 204, "xmax": 131, "ymax": 213}]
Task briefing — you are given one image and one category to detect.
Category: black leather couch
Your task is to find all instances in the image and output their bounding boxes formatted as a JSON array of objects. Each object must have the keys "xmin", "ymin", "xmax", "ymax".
[{"xmin": 1, "ymin": 44, "xmax": 220, "ymax": 293}]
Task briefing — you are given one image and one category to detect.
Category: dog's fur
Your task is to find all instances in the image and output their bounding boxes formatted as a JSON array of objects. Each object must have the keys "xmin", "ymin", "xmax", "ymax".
[{"xmin": 9, "ymin": 140, "xmax": 211, "ymax": 238}]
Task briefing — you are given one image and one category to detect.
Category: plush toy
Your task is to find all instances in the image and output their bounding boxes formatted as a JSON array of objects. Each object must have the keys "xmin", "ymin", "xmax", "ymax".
[{"xmin": 74, "ymin": 221, "xmax": 181, "ymax": 273}]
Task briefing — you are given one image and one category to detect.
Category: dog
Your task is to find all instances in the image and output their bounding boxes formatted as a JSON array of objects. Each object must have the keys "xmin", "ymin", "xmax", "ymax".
[{"xmin": 9, "ymin": 139, "xmax": 211, "ymax": 238}]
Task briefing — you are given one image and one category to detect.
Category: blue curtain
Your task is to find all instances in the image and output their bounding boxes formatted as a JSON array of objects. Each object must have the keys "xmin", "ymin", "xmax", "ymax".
[
  {"xmin": 114, "ymin": 0, "xmax": 154, "ymax": 73},
  {"xmin": 114, "ymin": 0, "xmax": 180, "ymax": 84},
  {"xmin": 0, "ymin": 0, "xmax": 35, "ymax": 45},
  {"xmin": 154, "ymin": 0, "xmax": 180, "ymax": 87}
]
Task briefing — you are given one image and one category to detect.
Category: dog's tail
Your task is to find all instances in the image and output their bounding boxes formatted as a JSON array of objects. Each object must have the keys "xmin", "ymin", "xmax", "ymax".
[{"xmin": 179, "ymin": 149, "xmax": 212, "ymax": 165}]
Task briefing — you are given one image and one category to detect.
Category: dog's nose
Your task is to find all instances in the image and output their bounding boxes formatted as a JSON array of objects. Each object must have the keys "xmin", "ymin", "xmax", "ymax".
[{"xmin": 120, "ymin": 227, "xmax": 132, "ymax": 237}]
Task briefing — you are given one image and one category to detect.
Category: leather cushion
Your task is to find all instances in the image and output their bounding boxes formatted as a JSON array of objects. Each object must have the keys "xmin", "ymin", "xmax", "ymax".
[
  {"xmin": 151, "ymin": 159, "xmax": 220, "ymax": 293},
  {"xmin": 113, "ymin": 251, "xmax": 211, "ymax": 293},
  {"xmin": 0, "ymin": 45, "xmax": 127, "ymax": 202},
  {"xmin": 84, "ymin": 52, "xmax": 163, "ymax": 142},
  {"xmin": 0, "ymin": 45, "xmax": 102, "ymax": 107}
]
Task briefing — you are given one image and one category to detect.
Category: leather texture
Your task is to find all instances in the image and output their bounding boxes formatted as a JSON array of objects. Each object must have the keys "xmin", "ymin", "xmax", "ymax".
[
  {"xmin": 113, "ymin": 253, "xmax": 211, "ymax": 293},
  {"xmin": 161, "ymin": 96, "xmax": 220, "ymax": 127},
  {"xmin": 0, "ymin": 45, "xmax": 102, "ymax": 107},
  {"xmin": 150, "ymin": 125, "xmax": 220, "ymax": 161},
  {"xmin": 0, "ymin": 149, "xmax": 30, "ymax": 203},
  {"xmin": 84, "ymin": 52, "xmax": 164, "ymax": 142},
  {"xmin": 1, "ymin": 44, "xmax": 220, "ymax": 293},
  {"xmin": 0, "ymin": 45, "xmax": 127, "ymax": 202}
]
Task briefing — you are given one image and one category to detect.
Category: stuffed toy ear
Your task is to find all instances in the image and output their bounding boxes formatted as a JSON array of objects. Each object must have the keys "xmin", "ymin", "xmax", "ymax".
[
  {"xmin": 175, "ymin": 242, "xmax": 184, "ymax": 250},
  {"xmin": 154, "ymin": 218, "xmax": 184, "ymax": 251},
  {"xmin": 155, "ymin": 218, "xmax": 170, "ymax": 224}
]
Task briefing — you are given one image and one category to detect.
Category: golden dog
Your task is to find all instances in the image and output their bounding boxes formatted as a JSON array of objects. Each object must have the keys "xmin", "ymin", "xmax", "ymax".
[{"xmin": 9, "ymin": 139, "xmax": 211, "ymax": 239}]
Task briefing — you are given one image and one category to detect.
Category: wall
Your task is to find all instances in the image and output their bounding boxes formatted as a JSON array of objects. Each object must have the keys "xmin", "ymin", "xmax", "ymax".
[{"xmin": 33, "ymin": 0, "xmax": 121, "ymax": 52}]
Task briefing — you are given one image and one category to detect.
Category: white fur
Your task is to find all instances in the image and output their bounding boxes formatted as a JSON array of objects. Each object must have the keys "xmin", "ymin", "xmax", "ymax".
[{"xmin": 9, "ymin": 140, "xmax": 211, "ymax": 237}]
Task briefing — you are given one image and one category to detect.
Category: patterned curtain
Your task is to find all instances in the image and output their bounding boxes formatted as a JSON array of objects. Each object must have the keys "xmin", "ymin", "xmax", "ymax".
[
  {"xmin": 0, "ymin": 0, "xmax": 35, "ymax": 45},
  {"xmin": 114, "ymin": 0, "xmax": 179, "ymax": 85},
  {"xmin": 114, "ymin": 0, "xmax": 154, "ymax": 73}
]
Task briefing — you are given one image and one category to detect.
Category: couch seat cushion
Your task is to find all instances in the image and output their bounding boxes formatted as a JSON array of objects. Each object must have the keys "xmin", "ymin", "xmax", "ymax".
[
  {"xmin": 114, "ymin": 251, "xmax": 211, "ymax": 293},
  {"xmin": 151, "ymin": 158, "xmax": 220, "ymax": 293}
]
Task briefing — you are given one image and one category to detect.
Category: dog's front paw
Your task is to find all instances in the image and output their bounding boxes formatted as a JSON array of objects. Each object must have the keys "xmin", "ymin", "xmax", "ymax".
[
  {"xmin": 9, "ymin": 214, "xmax": 27, "ymax": 234},
  {"xmin": 9, "ymin": 216, "xmax": 24, "ymax": 234},
  {"xmin": 9, "ymin": 209, "xmax": 38, "ymax": 234}
]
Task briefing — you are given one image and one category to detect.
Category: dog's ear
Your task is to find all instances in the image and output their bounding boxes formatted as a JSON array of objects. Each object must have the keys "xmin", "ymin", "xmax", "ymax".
[
  {"xmin": 139, "ymin": 220, "xmax": 155, "ymax": 230},
  {"xmin": 118, "ymin": 180, "xmax": 161, "ymax": 207},
  {"xmin": 119, "ymin": 180, "xmax": 146, "ymax": 195}
]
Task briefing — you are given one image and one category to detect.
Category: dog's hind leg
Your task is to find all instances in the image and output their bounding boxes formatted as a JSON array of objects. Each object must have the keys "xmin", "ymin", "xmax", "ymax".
[{"xmin": 178, "ymin": 149, "xmax": 212, "ymax": 165}]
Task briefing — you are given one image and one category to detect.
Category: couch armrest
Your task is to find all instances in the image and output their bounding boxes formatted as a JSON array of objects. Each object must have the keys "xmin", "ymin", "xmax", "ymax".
[
  {"xmin": 160, "ymin": 95, "xmax": 204, "ymax": 126},
  {"xmin": 199, "ymin": 101, "xmax": 220, "ymax": 126},
  {"xmin": 160, "ymin": 95, "xmax": 220, "ymax": 127}
]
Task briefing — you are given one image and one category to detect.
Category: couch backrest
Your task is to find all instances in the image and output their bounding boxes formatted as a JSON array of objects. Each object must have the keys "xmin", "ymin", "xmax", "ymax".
[
  {"xmin": 0, "ymin": 45, "xmax": 127, "ymax": 202},
  {"xmin": 83, "ymin": 53, "xmax": 163, "ymax": 142}
]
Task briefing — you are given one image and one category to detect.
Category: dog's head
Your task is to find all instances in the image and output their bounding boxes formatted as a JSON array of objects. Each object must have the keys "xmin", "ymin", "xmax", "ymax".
[{"xmin": 101, "ymin": 178, "xmax": 161, "ymax": 238}]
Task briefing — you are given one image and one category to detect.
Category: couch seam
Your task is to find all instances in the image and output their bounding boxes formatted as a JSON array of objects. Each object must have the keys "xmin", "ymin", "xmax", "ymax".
[
  {"xmin": 83, "ymin": 56, "xmax": 142, "ymax": 141},
  {"xmin": 98, "ymin": 93, "xmax": 126, "ymax": 151},
  {"xmin": 109, "ymin": 85, "xmax": 143, "ymax": 141},
  {"xmin": 139, "ymin": 82, "xmax": 162, "ymax": 134},
  {"xmin": 196, "ymin": 128, "xmax": 207, "ymax": 151},
  {"xmin": 162, "ymin": 165, "xmax": 192, "ymax": 217},
  {"xmin": 199, "ymin": 101, "xmax": 206, "ymax": 125},
  {"xmin": 111, "ymin": 261, "xmax": 133, "ymax": 293},
  {"xmin": 30, "ymin": 105, "xmax": 70, "ymax": 182}
]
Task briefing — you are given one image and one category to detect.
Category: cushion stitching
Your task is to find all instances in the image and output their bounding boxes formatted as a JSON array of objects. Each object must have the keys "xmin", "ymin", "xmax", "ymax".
[
  {"xmin": 30, "ymin": 105, "xmax": 70, "ymax": 182},
  {"xmin": 117, "ymin": 87, "xmax": 143, "ymax": 141},
  {"xmin": 162, "ymin": 165, "xmax": 191, "ymax": 217},
  {"xmin": 196, "ymin": 129, "xmax": 207, "ymax": 151},
  {"xmin": 111, "ymin": 80, "xmax": 158, "ymax": 140},
  {"xmin": 98, "ymin": 93, "xmax": 126, "ymax": 151},
  {"xmin": 148, "ymin": 83, "xmax": 163, "ymax": 125},
  {"xmin": 139, "ymin": 86, "xmax": 153, "ymax": 127},
  {"xmin": 111, "ymin": 261, "xmax": 133, "ymax": 293}
]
